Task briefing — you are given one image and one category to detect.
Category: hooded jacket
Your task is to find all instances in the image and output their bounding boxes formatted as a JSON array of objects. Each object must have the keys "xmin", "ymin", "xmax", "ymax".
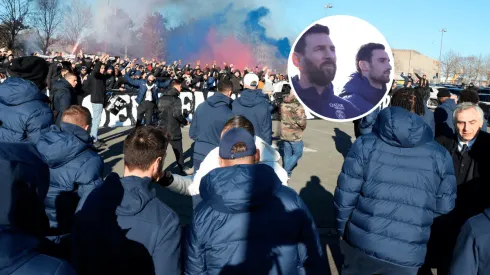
[
  {"xmin": 189, "ymin": 135, "xmax": 289, "ymax": 198},
  {"xmin": 232, "ymin": 89, "xmax": 273, "ymax": 145},
  {"xmin": 190, "ymin": 92, "xmax": 233, "ymax": 164},
  {"xmin": 0, "ymin": 77, "xmax": 53, "ymax": 143},
  {"xmin": 334, "ymin": 107, "xmax": 456, "ymax": 268},
  {"xmin": 339, "ymin": 73, "xmax": 387, "ymax": 115},
  {"xmin": 434, "ymin": 98, "xmax": 457, "ymax": 138},
  {"xmin": 185, "ymin": 164, "xmax": 326, "ymax": 275},
  {"xmin": 291, "ymin": 75, "xmax": 360, "ymax": 120},
  {"xmin": 89, "ymin": 61, "xmax": 112, "ymax": 104},
  {"xmin": 0, "ymin": 142, "xmax": 76, "ymax": 275},
  {"xmin": 73, "ymin": 173, "xmax": 181, "ymax": 275},
  {"xmin": 36, "ymin": 122, "xmax": 103, "ymax": 232},
  {"xmin": 157, "ymin": 87, "xmax": 188, "ymax": 140},
  {"xmin": 449, "ymin": 208, "xmax": 490, "ymax": 275},
  {"xmin": 52, "ymin": 78, "xmax": 73, "ymax": 126}
]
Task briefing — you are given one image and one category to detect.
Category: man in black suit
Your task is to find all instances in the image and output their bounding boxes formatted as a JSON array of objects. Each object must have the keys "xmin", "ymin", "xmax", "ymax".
[{"xmin": 423, "ymin": 102, "xmax": 490, "ymax": 274}]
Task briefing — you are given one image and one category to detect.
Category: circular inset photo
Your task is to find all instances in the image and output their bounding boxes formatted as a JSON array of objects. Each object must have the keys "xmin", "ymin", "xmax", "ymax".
[{"xmin": 288, "ymin": 15, "xmax": 394, "ymax": 121}]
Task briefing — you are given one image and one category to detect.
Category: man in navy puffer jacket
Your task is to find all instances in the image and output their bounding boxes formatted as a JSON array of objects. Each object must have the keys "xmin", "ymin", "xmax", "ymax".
[
  {"xmin": 185, "ymin": 127, "xmax": 326, "ymax": 275},
  {"xmin": 334, "ymin": 101, "xmax": 457, "ymax": 273},
  {"xmin": 0, "ymin": 56, "xmax": 52, "ymax": 143},
  {"xmin": 36, "ymin": 105, "xmax": 103, "ymax": 235},
  {"xmin": 190, "ymin": 79, "xmax": 233, "ymax": 171},
  {"xmin": 0, "ymin": 142, "xmax": 76, "ymax": 275}
]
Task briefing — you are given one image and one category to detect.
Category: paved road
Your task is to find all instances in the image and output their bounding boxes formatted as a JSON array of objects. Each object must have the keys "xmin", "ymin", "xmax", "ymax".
[{"xmin": 98, "ymin": 119, "xmax": 355, "ymax": 274}]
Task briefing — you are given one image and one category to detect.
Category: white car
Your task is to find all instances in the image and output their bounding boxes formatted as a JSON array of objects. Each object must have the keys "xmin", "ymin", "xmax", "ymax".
[{"xmin": 427, "ymin": 86, "xmax": 445, "ymax": 109}]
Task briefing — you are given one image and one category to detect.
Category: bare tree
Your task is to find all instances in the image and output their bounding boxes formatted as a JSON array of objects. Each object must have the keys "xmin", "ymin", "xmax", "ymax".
[
  {"xmin": 62, "ymin": 0, "xmax": 92, "ymax": 46},
  {"xmin": 460, "ymin": 56, "xmax": 479, "ymax": 83},
  {"xmin": 33, "ymin": 0, "xmax": 62, "ymax": 54},
  {"xmin": 0, "ymin": 0, "xmax": 32, "ymax": 50},
  {"xmin": 440, "ymin": 50, "xmax": 462, "ymax": 83}
]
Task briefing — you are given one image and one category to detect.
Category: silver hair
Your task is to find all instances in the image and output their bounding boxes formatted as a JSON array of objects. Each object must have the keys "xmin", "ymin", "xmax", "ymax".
[{"xmin": 453, "ymin": 102, "xmax": 485, "ymax": 125}]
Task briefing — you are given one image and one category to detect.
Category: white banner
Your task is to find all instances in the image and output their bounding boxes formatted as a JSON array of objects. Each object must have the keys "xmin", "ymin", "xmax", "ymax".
[{"xmin": 81, "ymin": 91, "xmax": 318, "ymax": 127}]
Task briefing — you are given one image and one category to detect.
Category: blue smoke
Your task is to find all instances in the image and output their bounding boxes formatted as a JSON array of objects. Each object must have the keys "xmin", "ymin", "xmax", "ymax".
[{"xmin": 244, "ymin": 7, "xmax": 291, "ymax": 59}]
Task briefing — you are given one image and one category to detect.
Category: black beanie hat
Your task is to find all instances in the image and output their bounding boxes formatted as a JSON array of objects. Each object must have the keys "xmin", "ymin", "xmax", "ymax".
[{"xmin": 8, "ymin": 56, "xmax": 49, "ymax": 89}]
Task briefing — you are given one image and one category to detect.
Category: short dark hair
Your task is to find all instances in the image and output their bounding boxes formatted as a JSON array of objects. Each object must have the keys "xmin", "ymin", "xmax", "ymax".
[
  {"xmin": 223, "ymin": 115, "xmax": 255, "ymax": 136},
  {"xmin": 171, "ymin": 79, "xmax": 182, "ymax": 88},
  {"xmin": 459, "ymin": 88, "xmax": 480, "ymax": 104},
  {"xmin": 356, "ymin": 43, "xmax": 386, "ymax": 73},
  {"xmin": 218, "ymin": 79, "xmax": 233, "ymax": 94},
  {"xmin": 294, "ymin": 24, "xmax": 330, "ymax": 55},
  {"xmin": 124, "ymin": 126, "xmax": 168, "ymax": 171},
  {"xmin": 62, "ymin": 105, "xmax": 91, "ymax": 127},
  {"xmin": 390, "ymin": 87, "xmax": 425, "ymax": 116}
]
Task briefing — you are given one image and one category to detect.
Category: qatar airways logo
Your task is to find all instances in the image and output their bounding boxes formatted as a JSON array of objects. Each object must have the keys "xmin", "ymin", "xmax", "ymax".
[{"xmin": 329, "ymin": 103, "xmax": 345, "ymax": 110}]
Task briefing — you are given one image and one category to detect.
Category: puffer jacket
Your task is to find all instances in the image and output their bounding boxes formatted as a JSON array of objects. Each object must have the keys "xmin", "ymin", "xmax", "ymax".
[
  {"xmin": 434, "ymin": 98, "xmax": 457, "ymax": 138},
  {"xmin": 185, "ymin": 164, "xmax": 326, "ymax": 275},
  {"xmin": 0, "ymin": 77, "xmax": 53, "ymax": 143},
  {"xmin": 52, "ymin": 78, "xmax": 73, "ymax": 126},
  {"xmin": 36, "ymin": 122, "xmax": 103, "ymax": 232},
  {"xmin": 189, "ymin": 92, "xmax": 233, "ymax": 165},
  {"xmin": 339, "ymin": 73, "xmax": 387, "ymax": 115},
  {"xmin": 334, "ymin": 106, "xmax": 457, "ymax": 268},
  {"xmin": 232, "ymin": 89, "xmax": 272, "ymax": 145}
]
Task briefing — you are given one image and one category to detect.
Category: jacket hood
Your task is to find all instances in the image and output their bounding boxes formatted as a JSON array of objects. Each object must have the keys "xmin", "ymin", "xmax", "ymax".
[
  {"xmin": 339, "ymin": 73, "xmax": 386, "ymax": 104},
  {"xmin": 0, "ymin": 231, "xmax": 39, "ymax": 272},
  {"xmin": 442, "ymin": 98, "xmax": 457, "ymax": 109},
  {"xmin": 373, "ymin": 107, "xmax": 433, "ymax": 148},
  {"xmin": 164, "ymin": 87, "xmax": 179, "ymax": 97},
  {"xmin": 35, "ymin": 122, "xmax": 93, "ymax": 169},
  {"xmin": 115, "ymin": 176, "xmax": 156, "ymax": 216},
  {"xmin": 207, "ymin": 92, "xmax": 232, "ymax": 108},
  {"xmin": 255, "ymin": 136, "xmax": 280, "ymax": 162},
  {"xmin": 237, "ymin": 89, "xmax": 268, "ymax": 107},
  {"xmin": 200, "ymin": 164, "xmax": 282, "ymax": 213},
  {"xmin": 0, "ymin": 77, "xmax": 48, "ymax": 106}
]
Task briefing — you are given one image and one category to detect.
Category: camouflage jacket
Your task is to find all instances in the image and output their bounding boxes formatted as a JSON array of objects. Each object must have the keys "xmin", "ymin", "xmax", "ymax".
[{"xmin": 280, "ymin": 98, "xmax": 307, "ymax": 142}]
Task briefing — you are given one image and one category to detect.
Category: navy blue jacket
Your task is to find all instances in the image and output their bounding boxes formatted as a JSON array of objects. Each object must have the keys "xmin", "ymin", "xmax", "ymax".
[
  {"xmin": 232, "ymin": 89, "xmax": 273, "ymax": 145},
  {"xmin": 185, "ymin": 164, "xmax": 326, "ymax": 275},
  {"xmin": 73, "ymin": 173, "xmax": 181, "ymax": 275},
  {"xmin": 0, "ymin": 77, "xmax": 53, "ymax": 143},
  {"xmin": 190, "ymin": 92, "xmax": 233, "ymax": 162},
  {"xmin": 291, "ymin": 75, "xmax": 360, "ymax": 119},
  {"xmin": 358, "ymin": 105, "xmax": 436, "ymax": 137},
  {"xmin": 0, "ymin": 142, "xmax": 75, "ymax": 275},
  {"xmin": 449, "ymin": 208, "xmax": 490, "ymax": 275},
  {"xmin": 52, "ymin": 79, "xmax": 73, "ymax": 126},
  {"xmin": 124, "ymin": 72, "xmax": 171, "ymax": 104},
  {"xmin": 334, "ymin": 107, "xmax": 456, "ymax": 267},
  {"xmin": 339, "ymin": 73, "xmax": 387, "ymax": 115},
  {"xmin": 36, "ymin": 122, "xmax": 103, "ymax": 232},
  {"xmin": 434, "ymin": 98, "xmax": 457, "ymax": 138}
]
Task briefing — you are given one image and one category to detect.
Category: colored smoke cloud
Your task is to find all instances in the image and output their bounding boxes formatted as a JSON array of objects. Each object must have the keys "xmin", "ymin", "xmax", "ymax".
[{"xmin": 91, "ymin": 1, "xmax": 291, "ymax": 72}]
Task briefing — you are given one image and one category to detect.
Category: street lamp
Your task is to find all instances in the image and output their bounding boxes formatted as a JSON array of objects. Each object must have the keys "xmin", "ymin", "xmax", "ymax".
[{"xmin": 438, "ymin": 28, "xmax": 447, "ymax": 83}]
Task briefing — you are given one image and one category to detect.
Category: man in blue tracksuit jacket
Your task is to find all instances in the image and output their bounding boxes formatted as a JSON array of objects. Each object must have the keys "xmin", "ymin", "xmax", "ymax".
[
  {"xmin": 185, "ymin": 127, "xmax": 326, "ymax": 274},
  {"xmin": 0, "ymin": 142, "xmax": 76, "ymax": 274},
  {"xmin": 232, "ymin": 73, "xmax": 273, "ymax": 145},
  {"xmin": 36, "ymin": 105, "xmax": 103, "ymax": 235},
  {"xmin": 449, "ymin": 208, "xmax": 490, "ymax": 275},
  {"xmin": 190, "ymin": 79, "xmax": 233, "ymax": 171},
  {"xmin": 124, "ymin": 67, "xmax": 171, "ymax": 126},
  {"xmin": 72, "ymin": 126, "xmax": 181, "ymax": 275},
  {"xmin": 339, "ymin": 72, "xmax": 387, "ymax": 115},
  {"xmin": 0, "ymin": 56, "xmax": 52, "ymax": 143}
]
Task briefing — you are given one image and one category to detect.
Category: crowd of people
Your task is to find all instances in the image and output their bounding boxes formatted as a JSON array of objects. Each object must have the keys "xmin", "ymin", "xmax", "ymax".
[{"xmin": 1, "ymin": 44, "xmax": 490, "ymax": 275}]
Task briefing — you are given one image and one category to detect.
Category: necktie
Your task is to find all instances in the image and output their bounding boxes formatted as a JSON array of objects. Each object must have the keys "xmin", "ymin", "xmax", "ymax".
[{"xmin": 461, "ymin": 144, "xmax": 468, "ymax": 154}]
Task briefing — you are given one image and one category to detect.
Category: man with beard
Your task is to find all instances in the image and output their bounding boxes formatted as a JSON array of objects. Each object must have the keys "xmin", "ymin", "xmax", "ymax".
[
  {"xmin": 339, "ymin": 43, "xmax": 392, "ymax": 115},
  {"xmin": 291, "ymin": 24, "xmax": 360, "ymax": 119}
]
